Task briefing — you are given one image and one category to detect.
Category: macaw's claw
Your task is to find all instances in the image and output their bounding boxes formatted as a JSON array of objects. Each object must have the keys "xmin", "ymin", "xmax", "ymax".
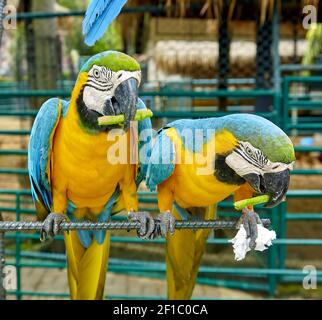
[
  {"xmin": 128, "ymin": 211, "xmax": 155, "ymax": 240},
  {"xmin": 40, "ymin": 213, "xmax": 67, "ymax": 242},
  {"xmin": 237, "ymin": 207, "xmax": 262, "ymax": 250},
  {"xmin": 155, "ymin": 211, "xmax": 176, "ymax": 237}
]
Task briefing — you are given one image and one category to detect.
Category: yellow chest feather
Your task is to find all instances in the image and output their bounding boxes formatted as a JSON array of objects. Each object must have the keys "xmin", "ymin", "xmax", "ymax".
[
  {"xmin": 165, "ymin": 128, "xmax": 241, "ymax": 208},
  {"xmin": 52, "ymin": 101, "xmax": 131, "ymax": 208}
]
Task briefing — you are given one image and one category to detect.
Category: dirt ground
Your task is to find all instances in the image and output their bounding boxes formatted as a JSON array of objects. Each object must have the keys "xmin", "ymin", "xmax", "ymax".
[{"xmin": 6, "ymin": 268, "xmax": 256, "ymax": 300}]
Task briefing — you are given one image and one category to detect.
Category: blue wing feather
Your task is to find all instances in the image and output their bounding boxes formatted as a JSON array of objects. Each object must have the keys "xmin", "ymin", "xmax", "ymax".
[
  {"xmin": 83, "ymin": 0, "xmax": 128, "ymax": 46},
  {"xmin": 136, "ymin": 98, "xmax": 152, "ymax": 185},
  {"xmin": 146, "ymin": 129, "xmax": 175, "ymax": 191},
  {"xmin": 28, "ymin": 98, "xmax": 68, "ymax": 215}
]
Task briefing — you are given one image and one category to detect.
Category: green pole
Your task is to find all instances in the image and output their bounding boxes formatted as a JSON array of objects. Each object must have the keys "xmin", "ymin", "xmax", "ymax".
[
  {"xmin": 278, "ymin": 201, "xmax": 287, "ymax": 270},
  {"xmin": 272, "ymin": 0, "xmax": 281, "ymax": 126},
  {"xmin": 0, "ymin": 212, "xmax": 5, "ymax": 300},
  {"xmin": 15, "ymin": 194, "xmax": 22, "ymax": 300},
  {"xmin": 267, "ymin": 207, "xmax": 278, "ymax": 297},
  {"xmin": 282, "ymin": 77, "xmax": 289, "ymax": 133}
]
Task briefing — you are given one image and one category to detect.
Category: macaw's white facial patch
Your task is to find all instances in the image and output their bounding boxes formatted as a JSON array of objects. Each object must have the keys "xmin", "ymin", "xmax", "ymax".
[
  {"xmin": 82, "ymin": 64, "xmax": 141, "ymax": 115},
  {"xmin": 225, "ymin": 141, "xmax": 294, "ymax": 177}
]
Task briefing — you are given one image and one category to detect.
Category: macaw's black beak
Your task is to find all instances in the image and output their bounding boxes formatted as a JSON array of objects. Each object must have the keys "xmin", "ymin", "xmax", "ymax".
[
  {"xmin": 112, "ymin": 77, "xmax": 139, "ymax": 132},
  {"xmin": 243, "ymin": 169, "xmax": 290, "ymax": 208}
]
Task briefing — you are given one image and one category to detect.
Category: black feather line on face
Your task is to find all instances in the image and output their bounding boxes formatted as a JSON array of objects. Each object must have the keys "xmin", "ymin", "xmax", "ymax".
[
  {"xmin": 214, "ymin": 154, "xmax": 245, "ymax": 185},
  {"xmin": 236, "ymin": 144, "xmax": 268, "ymax": 169},
  {"xmin": 76, "ymin": 86, "xmax": 119, "ymax": 133}
]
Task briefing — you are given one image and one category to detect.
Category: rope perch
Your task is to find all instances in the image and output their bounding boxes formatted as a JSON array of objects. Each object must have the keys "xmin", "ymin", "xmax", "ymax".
[{"xmin": 0, "ymin": 219, "xmax": 271, "ymax": 232}]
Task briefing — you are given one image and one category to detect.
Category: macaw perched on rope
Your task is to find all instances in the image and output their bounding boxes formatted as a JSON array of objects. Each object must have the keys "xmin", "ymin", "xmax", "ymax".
[
  {"xmin": 83, "ymin": 0, "xmax": 128, "ymax": 46},
  {"xmin": 146, "ymin": 114, "xmax": 295, "ymax": 299},
  {"xmin": 28, "ymin": 51, "xmax": 157, "ymax": 299}
]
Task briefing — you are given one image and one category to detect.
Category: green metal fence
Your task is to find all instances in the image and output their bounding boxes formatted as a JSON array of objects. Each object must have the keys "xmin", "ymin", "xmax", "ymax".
[
  {"xmin": 282, "ymin": 76, "xmax": 322, "ymax": 134},
  {"xmin": 0, "ymin": 78, "xmax": 322, "ymax": 299}
]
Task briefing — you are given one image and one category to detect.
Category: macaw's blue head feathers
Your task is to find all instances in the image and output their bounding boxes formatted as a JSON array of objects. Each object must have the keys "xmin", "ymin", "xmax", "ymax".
[
  {"xmin": 220, "ymin": 114, "xmax": 295, "ymax": 208},
  {"xmin": 221, "ymin": 114, "xmax": 295, "ymax": 164},
  {"xmin": 83, "ymin": 0, "xmax": 128, "ymax": 46},
  {"xmin": 76, "ymin": 51, "xmax": 141, "ymax": 133}
]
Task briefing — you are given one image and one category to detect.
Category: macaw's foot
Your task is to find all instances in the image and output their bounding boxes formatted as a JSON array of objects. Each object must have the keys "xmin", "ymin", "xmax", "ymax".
[
  {"xmin": 128, "ymin": 211, "xmax": 155, "ymax": 240},
  {"xmin": 155, "ymin": 211, "xmax": 176, "ymax": 237},
  {"xmin": 237, "ymin": 207, "xmax": 262, "ymax": 249},
  {"xmin": 40, "ymin": 213, "xmax": 67, "ymax": 242}
]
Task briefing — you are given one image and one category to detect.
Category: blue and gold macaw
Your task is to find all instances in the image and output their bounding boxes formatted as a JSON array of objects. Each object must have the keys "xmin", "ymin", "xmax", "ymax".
[
  {"xmin": 28, "ymin": 51, "xmax": 155, "ymax": 299},
  {"xmin": 146, "ymin": 114, "xmax": 295, "ymax": 299}
]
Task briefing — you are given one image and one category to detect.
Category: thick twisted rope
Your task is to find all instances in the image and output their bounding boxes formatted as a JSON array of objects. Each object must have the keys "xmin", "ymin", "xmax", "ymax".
[{"xmin": 0, "ymin": 219, "xmax": 271, "ymax": 232}]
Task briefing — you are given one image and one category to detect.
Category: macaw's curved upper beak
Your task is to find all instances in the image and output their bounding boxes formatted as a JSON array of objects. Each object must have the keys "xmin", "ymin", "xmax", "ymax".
[
  {"xmin": 243, "ymin": 169, "xmax": 290, "ymax": 208},
  {"xmin": 112, "ymin": 77, "xmax": 139, "ymax": 132}
]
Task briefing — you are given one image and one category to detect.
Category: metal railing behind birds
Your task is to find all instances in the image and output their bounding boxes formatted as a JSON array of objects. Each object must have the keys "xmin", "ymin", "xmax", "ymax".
[{"xmin": 0, "ymin": 80, "xmax": 321, "ymax": 299}]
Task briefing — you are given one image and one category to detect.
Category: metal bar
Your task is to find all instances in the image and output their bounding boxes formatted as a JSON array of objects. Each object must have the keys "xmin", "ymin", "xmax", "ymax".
[
  {"xmin": 0, "ymin": 110, "xmax": 277, "ymax": 120},
  {"xmin": 0, "ymin": 213, "xmax": 5, "ymax": 300},
  {"xmin": 0, "ymin": 169, "xmax": 29, "ymax": 175},
  {"xmin": 272, "ymin": 0, "xmax": 281, "ymax": 127},
  {"xmin": 141, "ymin": 90, "xmax": 275, "ymax": 98},
  {"xmin": 0, "ymin": 189, "xmax": 31, "ymax": 195},
  {"xmin": 292, "ymin": 169, "xmax": 322, "ymax": 174},
  {"xmin": 278, "ymin": 202, "xmax": 287, "ymax": 271},
  {"xmin": 283, "ymin": 76, "xmax": 322, "ymax": 83},
  {"xmin": 280, "ymin": 275, "xmax": 322, "ymax": 282},
  {"xmin": 0, "ymin": 89, "xmax": 275, "ymax": 98},
  {"xmin": 286, "ymin": 213, "xmax": 322, "ymax": 220},
  {"xmin": 0, "ymin": 110, "xmax": 37, "ymax": 117},
  {"xmin": 287, "ymin": 190, "xmax": 322, "ymax": 197},
  {"xmin": 287, "ymin": 123, "xmax": 322, "ymax": 130},
  {"xmin": 280, "ymin": 64, "xmax": 322, "ymax": 72},
  {"xmin": 5, "ymin": 257, "xmax": 321, "ymax": 277},
  {"xmin": 16, "ymin": 6, "xmax": 165, "ymax": 20},
  {"xmin": 151, "ymin": 111, "xmax": 276, "ymax": 119},
  {"xmin": 282, "ymin": 77, "xmax": 289, "ymax": 132},
  {"xmin": 6, "ymin": 290, "xmax": 165, "ymax": 300},
  {"xmin": 288, "ymin": 101, "xmax": 322, "ymax": 109},
  {"xmin": 156, "ymin": 78, "xmax": 256, "ymax": 85},
  {"xmin": 0, "ymin": 130, "xmax": 30, "ymax": 135},
  {"xmin": 0, "ymin": 188, "xmax": 321, "ymax": 198},
  {"xmin": 0, "ymin": 110, "xmax": 276, "ymax": 118},
  {"xmin": 268, "ymin": 206, "xmax": 278, "ymax": 296},
  {"xmin": 15, "ymin": 195, "xmax": 21, "ymax": 300},
  {"xmin": 5, "ymin": 232, "xmax": 322, "ymax": 245},
  {"xmin": 0, "ymin": 219, "xmax": 271, "ymax": 232},
  {"xmin": 294, "ymin": 146, "xmax": 322, "ymax": 152},
  {"xmin": 0, "ymin": 90, "xmax": 69, "ymax": 97},
  {"xmin": 0, "ymin": 150, "xmax": 28, "ymax": 156}
]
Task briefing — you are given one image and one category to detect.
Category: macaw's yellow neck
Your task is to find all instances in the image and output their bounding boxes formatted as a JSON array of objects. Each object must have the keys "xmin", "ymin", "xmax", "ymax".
[
  {"xmin": 67, "ymin": 72, "xmax": 88, "ymax": 126},
  {"xmin": 160, "ymin": 128, "xmax": 241, "ymax": 209}
]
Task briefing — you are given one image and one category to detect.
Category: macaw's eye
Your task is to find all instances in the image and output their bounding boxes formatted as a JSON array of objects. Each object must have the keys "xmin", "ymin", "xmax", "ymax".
[
  {"xmin": 93, "ymin": 69, "xmax": 100, "ymax": 78},
  {"xmin": 246, "ymin": 147, "xmax": 253, "ymax": 155}
]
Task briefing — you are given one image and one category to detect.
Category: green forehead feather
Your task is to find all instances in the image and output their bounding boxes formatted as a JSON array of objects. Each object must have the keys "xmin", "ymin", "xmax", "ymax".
[
  {"xmin": 220, "ymin": 114, "xmax": 296, "ymax": 163},
  {"xmin": 81, "ymin": 51, "xmax": 140, "ymax": 73},
  {"xmin": 243, "ymin": 134, "xmax": 295, "ymax": 164}
]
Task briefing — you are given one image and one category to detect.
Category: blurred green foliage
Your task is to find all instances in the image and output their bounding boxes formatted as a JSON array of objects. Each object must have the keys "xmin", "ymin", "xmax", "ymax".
[{"xmin": 302, "ymin": 23, "xmax": 322, "ymax": 75}]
